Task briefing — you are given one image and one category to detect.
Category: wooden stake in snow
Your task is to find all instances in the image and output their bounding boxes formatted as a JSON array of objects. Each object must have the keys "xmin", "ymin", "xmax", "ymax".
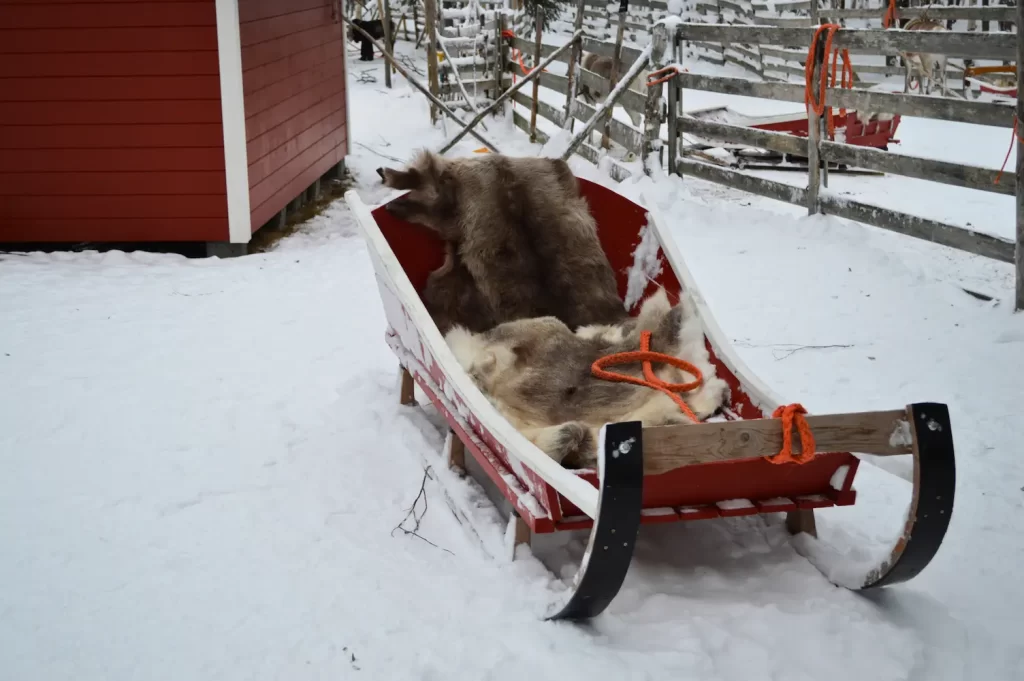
[
  {"xmin": 437, "ymin": 29, "xmax": 583, "ymax": 155},
  {"xmin": 563, "ymin": 0, "xmax": 586, "ymax": 133},
  {"xmin": 342, "ymin": 16, "xmax": 501, "ymax": 152},
  {"xmin": 424, "ymin": 0, "xmax": 441, "ymax": 123},
  {"xmin": 641, "ymin": 23, "xmax": 669, "ymax": 175},
  {"xmin": 377, "ymin": 0, "xmax": 393, "ymax": 88},
  {"xmin": 604, "ymin": 0, "xmax": 628, "ymax": 150},
  {"xmin": 529, "ymin": 14, "xmax": 543, "ymax": 142},
  {"xmin": 1017, "ymin": 0, "xmax": 1024, "ymax": 311},
  {"xmin": 560, "ymin": 43, "xmax": 653, "ymax": 162}
]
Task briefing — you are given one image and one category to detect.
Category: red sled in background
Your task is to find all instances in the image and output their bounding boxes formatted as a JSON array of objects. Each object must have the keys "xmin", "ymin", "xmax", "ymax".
[{"xmin": 682, "ymin": 105, "xmax": 901, "ymax": 172}]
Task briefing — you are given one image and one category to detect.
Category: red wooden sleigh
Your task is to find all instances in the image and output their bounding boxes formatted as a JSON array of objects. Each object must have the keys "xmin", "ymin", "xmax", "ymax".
[{"xmin": 345, "ymin": 173, "xmax": 955, "ymax": 621}]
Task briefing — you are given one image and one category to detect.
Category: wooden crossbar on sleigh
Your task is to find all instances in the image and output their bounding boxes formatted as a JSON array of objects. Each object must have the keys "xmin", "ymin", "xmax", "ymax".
[{"xmin": 345, "ymin": 174, "xmax": 955, "ymax": 621}]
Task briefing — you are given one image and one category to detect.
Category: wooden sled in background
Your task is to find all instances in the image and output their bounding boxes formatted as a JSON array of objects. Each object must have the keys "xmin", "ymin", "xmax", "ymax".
[{"xmin": 344, "ymin": 175, "xmax": 955, "ymax": 621}]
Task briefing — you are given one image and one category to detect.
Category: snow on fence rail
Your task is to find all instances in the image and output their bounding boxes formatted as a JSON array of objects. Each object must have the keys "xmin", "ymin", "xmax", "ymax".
[{"xmin": 495, "ymin": 19, "xmax": 1023, "ymax": 309}]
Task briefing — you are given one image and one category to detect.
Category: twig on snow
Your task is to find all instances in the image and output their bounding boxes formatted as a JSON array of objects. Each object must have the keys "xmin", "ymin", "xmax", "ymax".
[
  {"xmin": 770, "ymin": 344, "xmax": 854, "ymax": 361},
  {"xmin": 355, "ymin": 141, "xmax": 403, "ymax": 162},
  {"xmin": 391, "ymin": 467, "xmax": 454, "ymax": 554},
  {"xmin": 735, "ymin": 341, "xmax": 856, "ymax": 361}
]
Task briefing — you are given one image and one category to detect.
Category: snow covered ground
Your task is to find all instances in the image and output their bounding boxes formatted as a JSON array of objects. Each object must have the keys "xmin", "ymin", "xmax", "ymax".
[{"xmin": 2, "ymin": 38, "xmax": 1024, "ymax": 681}]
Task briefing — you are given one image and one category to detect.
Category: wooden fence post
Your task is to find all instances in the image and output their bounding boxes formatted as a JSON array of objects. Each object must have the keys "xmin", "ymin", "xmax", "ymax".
[
  {"xmin": 378, "ymin": 0, "xmax": 393, "ymax": 88},
  {"xmin": 642, "ymin": 23, "xmax": 668, "ymax": 175},
  {"xmin": 425, "ymin": 0, "xmax": 440, "ymax": 124},
  {"xmin": 563, "ymin": 0, "xmax": 587, "ymax": 133},
  {"xmin": 667, "ymin": 31, "xmax": 682, "ymax": 173},
  {"xmin": 806, "ymin": 34, "xmax": 824, "ymax": 215},
  {"xmin": 529, "ymin": 14, "xmax": 543, "ymax": 143},
  {"xmin": 604, "ymin": 0, "xmax": 629, "ymax": 149},
  {"xmin": 1016, "ymin": 0, "xmax": 1023, "ymax": 311},
  {"xmin": 494, "ymin": 12, "xmax": 505, "ymax": 108}
]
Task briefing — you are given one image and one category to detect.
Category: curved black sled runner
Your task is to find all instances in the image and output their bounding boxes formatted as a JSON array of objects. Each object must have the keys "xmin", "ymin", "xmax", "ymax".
[{"xmin": 345, "ymin": 175, "xmax": 957, "ymax": 621}]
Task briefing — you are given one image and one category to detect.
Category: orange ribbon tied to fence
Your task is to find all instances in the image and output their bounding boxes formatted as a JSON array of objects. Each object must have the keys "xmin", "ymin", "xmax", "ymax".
[
  {"xmin": 803, "ymin": 23, "xmax": 854, "ymax": 141},
  {"xmin": 646, "ymin": 65, "xmax": 681, "ymax": 87},
  {"xmin": 591, "ymin": 330, "xmax": 704, "ymax": 423},
  {"xmin": 882, "ymin": 0, "xmax": 900, "ymax": 29}
]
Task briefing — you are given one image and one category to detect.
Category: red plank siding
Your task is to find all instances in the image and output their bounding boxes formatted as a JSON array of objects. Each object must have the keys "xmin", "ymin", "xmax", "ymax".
[
  {"xmin": 239, "ymin": 0, "xmax": 325, "ymax": 23},
  {"xmin": 1, "ymin": 219, "xmax": 229, "ymax": 243},
  {"xmin": 250, "ymin": 139, "xmax": 343, "ymax": 229},
  {"xmin": 0, "ymin": 52, "xmax": 221, "ymax": 79},
  {"xmin": 0, "ymin": 172, "xmax": 227, "ymax": 197},
  {"xmin": 243, "ymin": 77, "xmax": 344, "ymax": 142},
  {"xmin": 0, "ymin": 0, "xmax": 228, "ymax": 243},
  {"xmin": 0, "ymin": 124, "xmax": 225, "ymax": 150},
  {"xmin": 0, "ymin": 2, "xmax": 215, "ymax": 28},
  {"xmin": 0, "ymin": 27, "xmax": 219, "ymax": 53},
  {"xmin": 240, "ymin": 0, "xmax": 347, "ymax": 232},
  {"xmin": 2, "ymin": 148, "xmax": 225, "ymax": 174},
  {"xmin": 4, "ymin": 195, "xmax": 228, "ymax": 220},
  {"xmin": 0, "ymin": 100, "xmax": 223, "ymax": 126},
  {"xmin": 244, "ymin": 52, "xmax": 342, "ymax": 119},
  {"xmin": 0, "ymin": 76, "xmax": 222, "ymax": 102}
]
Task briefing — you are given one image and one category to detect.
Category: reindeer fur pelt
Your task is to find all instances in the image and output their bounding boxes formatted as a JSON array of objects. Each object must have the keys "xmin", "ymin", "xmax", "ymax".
[
  {"xmin": 379, "ymin": 150, "xmax": 626, "ymax": 334},
  {"xmin": 444, "ymin": 288, "xmax": 731, "ymax": 468}
]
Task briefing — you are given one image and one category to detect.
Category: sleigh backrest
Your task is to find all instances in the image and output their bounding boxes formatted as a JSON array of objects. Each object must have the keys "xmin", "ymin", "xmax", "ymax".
[{"xmin": 372, "ymin": 176, "xmax": 765, "ymax": 421}]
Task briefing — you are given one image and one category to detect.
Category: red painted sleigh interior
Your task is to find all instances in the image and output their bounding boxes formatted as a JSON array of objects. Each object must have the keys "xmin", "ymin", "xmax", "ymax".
[{"xmin": 372, "ymin": 178, "xmax": 859, "ymax": 533}]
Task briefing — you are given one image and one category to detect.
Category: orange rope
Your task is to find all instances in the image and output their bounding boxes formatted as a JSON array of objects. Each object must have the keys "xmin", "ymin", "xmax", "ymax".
[
  {"xmin": 592, "ymin": 333, "xmax": 817, "ymax": 465},
  {"xmin": 767, "ymin": 404, "xmax": 816, "ymax": 465},
  {"xmin": 995, "ymin": 115, "xmax": 1024, "ymax": 184},
  {"xmin": 646, "ymin": 65, "xmax": 681, "ymax": 87},
  {"xmin": 882, "ymin": 0, "xmax": 899, "ymax": 29},
  {"xmin": 591, "ymin": 330, "xmax": 704, "ymax": 423},
  {"xmin": 803, "ymin": 24, "xmax": 854, "ymax": 140}
]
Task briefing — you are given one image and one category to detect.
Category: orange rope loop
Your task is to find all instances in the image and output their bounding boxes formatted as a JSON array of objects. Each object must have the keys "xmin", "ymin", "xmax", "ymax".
[
  {"xmin": 994, "ymin": 115, "xmax": 1024, "ymax": 184},
  {"xmin": 803, "ymin": 24, "xmax": 854, "ymax": 141},
  {"xmin": 646, "ymin": 65, "xmax": 681, "ymax": 87},
  {"xmin": 882, "ymin": 0, "xmax": 899, "ymax": 29},
  {"xmin": 767, "ymin": 404, "xmax": 816, "ymax": 465},
  {"xmin": 591, "ymin": 330, "xmax": 704, "ymax": 423}
]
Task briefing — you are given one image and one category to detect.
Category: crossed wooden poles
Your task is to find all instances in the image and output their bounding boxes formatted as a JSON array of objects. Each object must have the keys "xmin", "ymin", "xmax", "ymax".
[{"xmin": 344, "ymin": 18, "xmax": 653, "ymax": 161}]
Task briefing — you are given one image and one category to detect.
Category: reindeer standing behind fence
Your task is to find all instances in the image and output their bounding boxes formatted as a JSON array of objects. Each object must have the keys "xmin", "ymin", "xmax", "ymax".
[
  {"xmin": 577, "ymin": 52, "xmax": 651, "ymax": 128},
  {"xmin": 900, "ymin": 16, "xmax": 949, "ymax": 97}
]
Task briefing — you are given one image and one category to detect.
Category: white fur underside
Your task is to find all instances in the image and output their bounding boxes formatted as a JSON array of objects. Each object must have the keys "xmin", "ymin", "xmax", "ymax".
[{"xmin": 444, "ymin": 287, "xmax": 731, "ymax": 466}]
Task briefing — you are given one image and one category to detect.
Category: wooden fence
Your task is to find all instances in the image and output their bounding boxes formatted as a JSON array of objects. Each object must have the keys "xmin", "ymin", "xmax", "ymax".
[
  {"xmin": 552, "ymin": 1, "xmax": 1020, "ymax": 93},
  {"xmin": 494, "ymin": 18, "xmax": 1022, "ymax": 309}
]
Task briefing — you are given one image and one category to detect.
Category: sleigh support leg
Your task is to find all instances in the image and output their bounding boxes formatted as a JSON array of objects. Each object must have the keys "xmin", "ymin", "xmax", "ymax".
[
  {"xmin": 445, "ymin": 429, "xmax": 466, "ymax": 473},
  {"xmin": 513, "ymin": 512, "xmax": 531, "ymax": 547},
  {"xmin": 786, "ymin": 509, "xmax": 818, "ymax": 538},
  {"xmin": 399, "ymin": 366, "xmax": 416, "ymax": 406}
]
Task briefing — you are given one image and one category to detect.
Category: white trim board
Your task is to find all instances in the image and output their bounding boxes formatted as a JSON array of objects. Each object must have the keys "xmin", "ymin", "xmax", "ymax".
[
  {"xmin": 339, "ymin": 2, "xmax": 351, "ymax": 165},
  {"xmin": 215, "ymin": 0, "xmax": 252, "ymax": 244}
]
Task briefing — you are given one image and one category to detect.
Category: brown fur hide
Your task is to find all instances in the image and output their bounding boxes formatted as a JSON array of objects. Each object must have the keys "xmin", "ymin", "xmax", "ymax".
[
  {"xmin": 445, "ymin": 288, "xmax": 731, "ymax": 468},
  {"xmin": 422, "ymin": 242, "xmax": 496, "ymax": 334},
  {"xmin": 379, "ymin": 150, "xmax": 625, "ymax": 334}
]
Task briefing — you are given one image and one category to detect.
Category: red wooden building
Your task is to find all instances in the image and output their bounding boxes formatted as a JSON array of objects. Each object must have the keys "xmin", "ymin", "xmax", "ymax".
[{"xmin": 0, "ymin": 0, "xmax": 350, "ymax": 255}]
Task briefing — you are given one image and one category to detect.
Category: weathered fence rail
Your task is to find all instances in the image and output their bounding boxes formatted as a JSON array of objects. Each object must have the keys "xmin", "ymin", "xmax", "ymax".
[{"xmin": 492, "ymin": 18, "xmax": 1022, "ymax": 308}]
